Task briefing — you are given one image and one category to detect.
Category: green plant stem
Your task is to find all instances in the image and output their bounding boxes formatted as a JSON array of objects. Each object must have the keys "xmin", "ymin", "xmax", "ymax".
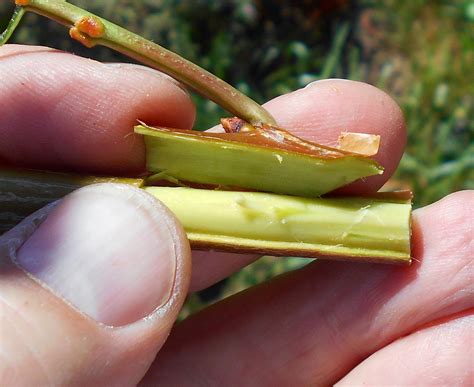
[
  {"xmin": 0, "ymin": 167, "xmax": 144, "ymax": 234},
  {"xmin": 0, "ymin": 6, "xmax": 24, "ymax": 45},
  {"xmin": 2, "ymin": 0, "xmax": 276, "ymax": 126},
  {"xmin": 0, "ymin": 167, "xmax": 412, "ymax": 264}
]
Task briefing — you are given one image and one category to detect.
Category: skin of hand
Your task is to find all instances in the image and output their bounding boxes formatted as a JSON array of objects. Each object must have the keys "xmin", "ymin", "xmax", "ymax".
[{"xmin": 0, "ymin": 45, "xmax": 472, "ymax": 386}]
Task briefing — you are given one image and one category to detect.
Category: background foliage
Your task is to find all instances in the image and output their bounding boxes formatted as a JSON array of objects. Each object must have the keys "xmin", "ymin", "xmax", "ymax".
[{"xmin": 1, "ymin": 0, "xmax": 472, "ymax": 313}]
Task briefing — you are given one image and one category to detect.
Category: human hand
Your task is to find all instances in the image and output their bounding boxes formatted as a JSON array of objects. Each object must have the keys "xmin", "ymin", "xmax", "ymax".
[{"xmin": 1, "ymin": 45, "xmax": 472, "ymax": 385}]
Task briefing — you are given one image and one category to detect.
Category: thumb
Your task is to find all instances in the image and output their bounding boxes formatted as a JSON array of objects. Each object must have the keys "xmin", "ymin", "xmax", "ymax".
[{"xmin": 0, "ymin": 184, "xmax": 191, "ymax": 385}]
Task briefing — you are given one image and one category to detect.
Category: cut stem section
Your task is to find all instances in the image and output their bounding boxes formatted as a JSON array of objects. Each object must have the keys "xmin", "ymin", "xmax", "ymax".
[
  {"xmin": 135, "ymin": 124, "xmax": 383, "ymax": 197},
  {"xmin": 1, "ymin": 168, "xmax": 411, "ymax": 264},
  {"xmin": 145, "ymin": 187, "xmax": 412, "ymax": 264}
]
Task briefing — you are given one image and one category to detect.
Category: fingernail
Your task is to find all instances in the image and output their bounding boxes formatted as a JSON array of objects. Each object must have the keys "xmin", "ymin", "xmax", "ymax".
[
  {"xmin": 304, "ymin": 78, "xmax": 350, "ymax": 88},
  {"xmin": 15, "ymin": 184, "xmax": 178, "ymax": 326}
]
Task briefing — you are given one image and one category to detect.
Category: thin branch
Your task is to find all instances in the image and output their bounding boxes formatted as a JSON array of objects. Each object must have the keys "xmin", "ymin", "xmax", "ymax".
[
  {"xmin": 0, "ymin": 6, "xmax": 25, "ymax": 45},
  {"xmin": 4, "ymin": 0, "xmax": 276, "ymax": 126}
]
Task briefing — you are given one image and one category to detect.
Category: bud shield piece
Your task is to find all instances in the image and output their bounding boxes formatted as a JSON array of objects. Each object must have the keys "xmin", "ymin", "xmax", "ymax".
[{"xmin": 135, "ymin": 124, "xmax": 383, "ymax": 197}]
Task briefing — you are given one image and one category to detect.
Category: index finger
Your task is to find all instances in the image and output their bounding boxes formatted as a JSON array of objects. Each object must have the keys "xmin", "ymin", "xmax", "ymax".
[{"xmin": 0, "ymin": 45, "xmax": 195, "ymax": 175}]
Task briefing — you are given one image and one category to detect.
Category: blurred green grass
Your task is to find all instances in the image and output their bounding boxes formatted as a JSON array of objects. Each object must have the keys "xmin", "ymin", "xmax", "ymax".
[{"xmin": 1, "ymin": 0, "xmax": 472, "ymax": 315}]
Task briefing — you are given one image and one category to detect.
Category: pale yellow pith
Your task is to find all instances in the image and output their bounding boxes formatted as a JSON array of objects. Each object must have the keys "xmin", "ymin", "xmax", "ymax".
[{"xmin": 145, "ymin": 187, "xmax": 411, "ymax": 261}]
